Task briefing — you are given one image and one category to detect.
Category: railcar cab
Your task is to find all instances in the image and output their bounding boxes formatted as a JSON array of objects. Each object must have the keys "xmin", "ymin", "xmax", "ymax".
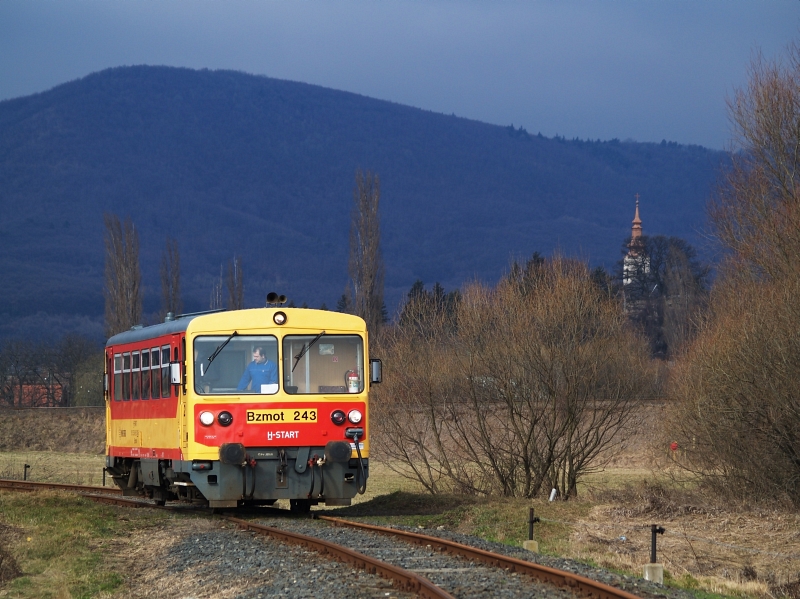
[{"xmin": 104, "ymin": 306, "xmax": 381, "ymax": 510}]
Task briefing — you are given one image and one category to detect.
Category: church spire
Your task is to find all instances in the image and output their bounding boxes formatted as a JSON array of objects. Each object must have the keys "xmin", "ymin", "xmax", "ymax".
[{"xmin": 628, "ymin": 194, "xmax": 643, "ymax": 256}]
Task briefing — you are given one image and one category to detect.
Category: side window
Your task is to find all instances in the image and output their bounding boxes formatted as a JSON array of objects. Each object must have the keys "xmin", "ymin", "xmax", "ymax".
[
  {"xmin": 132, "ymin": 351, "xmax": 140, "ymax": 401},
  {"xmin": 141, "ymin": 349, "xmax": 151, "ymax": 400},
  {"xmin": 122, "ymin": 353, "xmax": 131, "ymax": 400},
  {"xmin": 151, "ymin": 348, "xmax": 161, "ymax": 399},
  {"xmin": 161, "ymin": 346, "xmax": 171, "ymax": 397},
  {"xmin": 113, "ymin": 354, "xmax": 122, "ymax": 401}
]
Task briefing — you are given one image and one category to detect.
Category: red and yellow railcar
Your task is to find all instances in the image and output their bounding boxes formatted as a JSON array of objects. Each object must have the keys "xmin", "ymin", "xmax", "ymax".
[{"xmin": 104, "ymin": 306, "xmax": 380, "ymax": 510}]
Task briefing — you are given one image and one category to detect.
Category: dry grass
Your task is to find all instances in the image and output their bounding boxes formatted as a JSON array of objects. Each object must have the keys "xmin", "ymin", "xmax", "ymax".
[
  {"xmin": 574, "ymin": 479, "xmax": 800, "ymax": 597},
  {"xmin": 0, "ymin": 408, "xmax": 105, "ymax": 454},
  {"xmin": 0, "ymin": 451, "xmax": 108, "ymax": 487}
]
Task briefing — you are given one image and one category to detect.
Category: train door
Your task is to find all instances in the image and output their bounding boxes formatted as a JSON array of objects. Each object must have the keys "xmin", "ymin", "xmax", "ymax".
[{"xmin": 178, "ymin": 335, "xmax": 189, "ymax": 457}]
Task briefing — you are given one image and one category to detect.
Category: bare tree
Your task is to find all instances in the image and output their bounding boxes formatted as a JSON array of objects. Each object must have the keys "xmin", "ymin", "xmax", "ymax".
[
  {"xmin": 226, "ymin": 256, "xmax": 244, "ymax": 310},
  {"xmin": 374, "ymin": 256, "xmax": 654, "ymax": 499},
  {"xmin": 160, "ymin": 236, "xmax": 182, "ymax": 319},
  {"xmin": 670, "ymin": 43, "xmax": 800, "ymax": 505},
  {"xmin": 711, "ymin": 44, "xmax": 800, "ymax": 282},
  {"xmin": 661, "ymin": 246, "xmax": 706, "ymax": 356},
  {"xmin": 0, "ymin": 339, "xmax": 37, "ymax": 407},
  {"xmin": 103, "ymin": 214, "xmax": 142, "ymax": 338},
  {"xmin": 348, "ymin": 170, "xmax": 385, "ymax": 338},
  {"xmin": 619, "ymin": 235, "xmax": 708, "ymax": 358},
  {"xmin": 210, "ymin": 265, "xmax": 223, "ymax": 310},
  {"xmin": 71, "ymin": 352, "xmax": 105, "ymax": 406}
]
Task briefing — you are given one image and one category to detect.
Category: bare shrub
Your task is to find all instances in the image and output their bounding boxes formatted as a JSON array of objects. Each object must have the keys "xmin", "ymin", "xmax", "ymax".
[
  {"xmin": 374, "ymin": 256, "xmax": 654, "ymax": 498},
  {"xmin": 669, "ymin": 272, "xmax": 800, "ymax": 504},
  {"xmin": 372, "ymin": 291, "xmax": 463, "ymax": 494},
  {"xmin": 669, "ymin": 43, "xmax": 800, "ymax": 506}
]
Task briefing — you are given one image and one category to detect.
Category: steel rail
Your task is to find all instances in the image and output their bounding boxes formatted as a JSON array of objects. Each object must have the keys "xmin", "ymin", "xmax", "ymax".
[
  {"xmin": 0, "ymin": 478, "xmax": 122, "ymax": 495},
  {"xmin": 320, "ymin": 516, "xmax": 643, "ymax": 599},
  {"xmin": 225, "ymin": 516, "xmax": 456, "ymax": 599}
]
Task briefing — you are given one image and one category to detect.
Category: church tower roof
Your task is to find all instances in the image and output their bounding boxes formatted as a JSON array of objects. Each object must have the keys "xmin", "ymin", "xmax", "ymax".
[
  {"xmin": 627, "ymin": 194, "xmax": 644, "ymax": 257},
  {"xmin": 631, "ymin": 194, "xmax": 642, "ymax": 241}
]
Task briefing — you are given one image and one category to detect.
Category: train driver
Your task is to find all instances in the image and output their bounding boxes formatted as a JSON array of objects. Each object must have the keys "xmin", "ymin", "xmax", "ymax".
[{"xmin": 237, "ymin": 346, "xmax": 278, "ymax": 392}]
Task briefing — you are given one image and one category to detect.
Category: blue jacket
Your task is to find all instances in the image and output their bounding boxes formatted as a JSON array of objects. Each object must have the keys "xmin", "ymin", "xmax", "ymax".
[{"xmin": 237, "ymin": 360, "xmax": 278, "ymax": 391}]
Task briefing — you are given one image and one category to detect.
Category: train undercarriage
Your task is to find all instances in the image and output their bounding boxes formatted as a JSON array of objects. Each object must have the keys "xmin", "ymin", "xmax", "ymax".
[{"xmin": 106, "ymin": 441, "xmax": 368, "ymax": 512}]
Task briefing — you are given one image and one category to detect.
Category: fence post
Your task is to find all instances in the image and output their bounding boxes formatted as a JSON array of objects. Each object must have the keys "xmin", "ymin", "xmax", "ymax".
[
  {"xmin": 644, "ymin": 524, "xmax": 666, "ymax": 584},
  {"xmin": 523, "ymin": 507, "xmax": 541, "ymax": 552},
  {"xmin": 23, "ymin": 464, "xmax": 30, "ymax": 481}
]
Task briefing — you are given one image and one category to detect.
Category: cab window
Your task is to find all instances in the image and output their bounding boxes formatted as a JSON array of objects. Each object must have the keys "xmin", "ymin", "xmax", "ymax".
[
  {"xmin": 193, "ymin": 335, "xmax": 278, "ymax": 395},
  {"xmin": 282, "ymin": 334, "xmax": 364, "ymax": 394}
]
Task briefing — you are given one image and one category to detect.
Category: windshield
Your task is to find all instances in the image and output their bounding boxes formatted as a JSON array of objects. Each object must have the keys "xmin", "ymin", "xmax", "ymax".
[
  {"xmin": 283, "ymin": 334, "xmax": 364, "ymax": 394},
  {"xmin": 194, "ymin": 335, "xmax": 278, "ymax": 395}
]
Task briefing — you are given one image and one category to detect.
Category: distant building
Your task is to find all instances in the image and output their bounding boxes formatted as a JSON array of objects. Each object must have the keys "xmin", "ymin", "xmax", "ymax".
[
  {"xmin": 623, "ymin": 195, "xmax": 649, "ymax": 285},
  {"xmin": 1, "ymin": 371, "xmax": 64, "ymax": 407}
]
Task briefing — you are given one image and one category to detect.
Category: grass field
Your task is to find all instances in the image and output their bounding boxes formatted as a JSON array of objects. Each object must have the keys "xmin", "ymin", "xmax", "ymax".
[{"xmin": 1, "ymin": 447, "xmax": 799, "ymax": 598}]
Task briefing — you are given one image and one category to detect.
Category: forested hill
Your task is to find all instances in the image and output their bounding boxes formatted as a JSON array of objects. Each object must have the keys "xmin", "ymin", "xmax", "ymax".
[{"xmin": 0, "ymin": 65, "xmax": 726, "ymax": 340}]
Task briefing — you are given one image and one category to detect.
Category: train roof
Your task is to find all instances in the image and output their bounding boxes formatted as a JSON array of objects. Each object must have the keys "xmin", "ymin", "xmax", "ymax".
[
  {"xmin": 105, "ymin": 308, "xmax": 367, "ymax": 347},
  {"xmin": 105, "ymin": 315, "xmax": 198, "ymax": 347}
]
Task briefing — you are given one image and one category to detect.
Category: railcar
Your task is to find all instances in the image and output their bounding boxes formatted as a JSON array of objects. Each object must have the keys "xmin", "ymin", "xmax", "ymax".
[{"xmin": 104, "ymin": 304, "xmax": 381, "ymax": 511}]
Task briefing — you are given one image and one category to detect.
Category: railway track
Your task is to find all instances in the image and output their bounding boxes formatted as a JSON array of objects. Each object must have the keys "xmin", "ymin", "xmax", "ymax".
[
  {"xmin": 1, "ymin": 478, "xmax": 647, "ymax": 599},
  {"xmin": 0, "ymin": 478, "xmax": 121, "ymax": 494}
]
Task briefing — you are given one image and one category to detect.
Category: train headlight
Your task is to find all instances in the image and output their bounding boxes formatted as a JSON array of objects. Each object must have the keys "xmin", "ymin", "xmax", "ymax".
[
  {"xmin": 217, "ymin": 411, "xmax": 233, "ymax": 426},
  {"xmin": 199, "ymin": 411, "xmax": 215, "ymax": 426},
  {"xmin": 347, "ymin": 409, "xmax": 363, "ymax": 424},
  {"xmin": 330, "ymin": 410, "xmax": 346, "ymax": 425},
  {"xmin": 273, "ymin": 311, "xmax": 287, "ymax": 325}
]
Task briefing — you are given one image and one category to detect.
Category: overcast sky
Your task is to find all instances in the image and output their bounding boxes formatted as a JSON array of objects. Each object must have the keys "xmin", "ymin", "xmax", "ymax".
[{"xmin": 1, "ymin": 1, "xmax": 797, "ymax": 150}]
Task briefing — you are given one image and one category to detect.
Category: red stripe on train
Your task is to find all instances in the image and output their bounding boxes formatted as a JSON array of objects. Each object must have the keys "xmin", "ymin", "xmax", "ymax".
[{"xmin": 108, "ymin": 397, "xmax": 180, "ymax": 419}]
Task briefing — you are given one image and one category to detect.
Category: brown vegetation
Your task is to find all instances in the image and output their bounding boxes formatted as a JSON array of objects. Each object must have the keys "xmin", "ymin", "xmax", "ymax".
[
  {"xmin": 669, "ymin": 42, "xmax": 800, "ymax": 506},
  {"xmin": 374, "ymin": 256, "xmax": 656, "ymax": 499},
  {"xmin": 0, "ymin": 407, "xmax": 104, "ymax": 454}
]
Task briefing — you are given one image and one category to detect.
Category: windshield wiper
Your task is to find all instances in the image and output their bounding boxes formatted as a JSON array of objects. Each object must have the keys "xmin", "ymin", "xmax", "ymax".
[
  {"xmin": 204, "ymin": 331, "xmax": 238, "ymax": 375},
  {"xmin": 292, "ymin": 330, "xmax": 325, "ymax": 372}
]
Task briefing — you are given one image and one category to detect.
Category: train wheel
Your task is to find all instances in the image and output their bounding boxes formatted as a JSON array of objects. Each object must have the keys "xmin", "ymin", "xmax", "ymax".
[{"xmin": 289, "ymin": 499, "xmax": 311, "ymax": 514}]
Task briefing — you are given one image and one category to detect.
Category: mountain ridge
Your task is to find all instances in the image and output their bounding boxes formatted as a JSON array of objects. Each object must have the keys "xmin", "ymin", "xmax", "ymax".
[{"xmin": 0, "ymin": 65, "xmax": 725, "ymax": 341}]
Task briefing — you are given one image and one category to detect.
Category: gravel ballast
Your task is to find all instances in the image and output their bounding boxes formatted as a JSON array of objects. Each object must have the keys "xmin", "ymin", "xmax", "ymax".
[{"xmin": 112, "ymin": 512, "xmax": 695, "ymax": 599}]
